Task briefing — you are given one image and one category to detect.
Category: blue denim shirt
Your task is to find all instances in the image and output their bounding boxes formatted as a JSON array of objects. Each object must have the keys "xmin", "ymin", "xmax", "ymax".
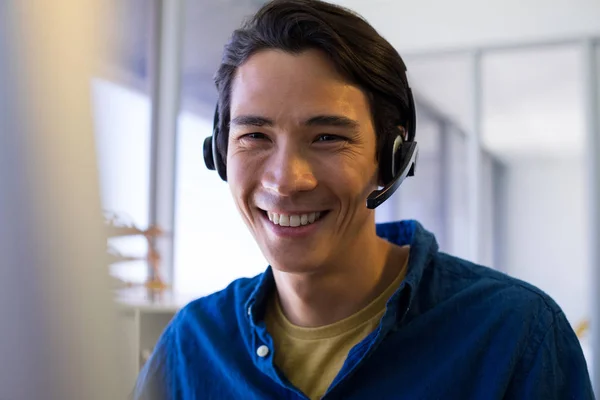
[{"xmin": 134, "ymin": 220, "xmax": 594, "ymax": 399}]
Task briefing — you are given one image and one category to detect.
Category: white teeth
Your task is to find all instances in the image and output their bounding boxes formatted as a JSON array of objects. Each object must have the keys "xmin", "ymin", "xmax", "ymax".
[
  {"xmin": 266, "ymin": 211, "xmax": 323, "ymax": 227},
  {"xmin": 279, "ymin": 214, "xmax": 290, "ymax": 226},
  {"xmin": 289, "ymin": 215, "xmax": 301, "ymax": 227}
]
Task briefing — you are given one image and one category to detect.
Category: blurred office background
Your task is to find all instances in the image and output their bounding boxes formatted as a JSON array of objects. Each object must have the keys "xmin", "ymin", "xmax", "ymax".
[
  {"xmin": 97, "ymin": 0, "xmax": 599, "ymax": 363},
  {"xmin": 4, "ymin": 0, "xmax": 598, "ymax": 396}
]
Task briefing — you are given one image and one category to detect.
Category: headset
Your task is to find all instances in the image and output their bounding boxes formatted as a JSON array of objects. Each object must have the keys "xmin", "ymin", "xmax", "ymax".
[{"xmin": 203, "ymin": 71, "xmax": 419, "ymax": 210}]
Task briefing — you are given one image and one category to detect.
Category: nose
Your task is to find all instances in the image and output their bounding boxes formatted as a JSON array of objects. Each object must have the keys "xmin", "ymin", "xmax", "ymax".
[{"xmin": 261, "ymin": 145, "xmax": 317, "ymax": 196}]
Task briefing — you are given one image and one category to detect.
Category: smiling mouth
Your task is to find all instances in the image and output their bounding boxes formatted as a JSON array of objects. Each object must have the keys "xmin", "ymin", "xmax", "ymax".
[{"xmin": 259, "ymin": 209, "xmax": 328, "ymax": 227}]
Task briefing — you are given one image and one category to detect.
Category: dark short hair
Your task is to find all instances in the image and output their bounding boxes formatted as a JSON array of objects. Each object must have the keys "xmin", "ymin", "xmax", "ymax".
[{"xmin": 214, "ymin": 0, "xmax": 411, "ymax": 181}]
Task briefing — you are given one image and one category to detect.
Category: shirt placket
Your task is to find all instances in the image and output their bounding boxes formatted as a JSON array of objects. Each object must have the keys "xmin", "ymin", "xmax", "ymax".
[
  {"xmin": 247, "ymin": 302, "xmax": 310, "ymax": 399},
  {"xmin": 321, "ymin": 283, "xmax": 413, "ymax": 399}
]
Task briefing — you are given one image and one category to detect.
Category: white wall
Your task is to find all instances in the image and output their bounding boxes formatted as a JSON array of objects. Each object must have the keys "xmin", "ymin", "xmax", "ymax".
[{"xmin": 500, "ymin": 156, "xmax": 590, "ymax": 329}]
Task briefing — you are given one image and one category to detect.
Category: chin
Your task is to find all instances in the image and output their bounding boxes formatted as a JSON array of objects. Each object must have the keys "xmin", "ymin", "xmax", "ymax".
[
  {"xmin": 271, "ymin": 262, "xmax": 320, "ymax": 274},
  {"xmin": 266, "ymin": 250, "xmax": 327, "ymax": 275}
]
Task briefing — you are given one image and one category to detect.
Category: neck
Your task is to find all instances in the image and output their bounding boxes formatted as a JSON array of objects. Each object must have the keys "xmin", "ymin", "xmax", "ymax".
[{"xmin": 272, "ymin": 228, "xmax": 409, "ymax": 328}]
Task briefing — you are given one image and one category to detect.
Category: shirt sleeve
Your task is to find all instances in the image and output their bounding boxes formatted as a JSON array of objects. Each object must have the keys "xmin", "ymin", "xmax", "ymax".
[
  {"xmin": 505, "ymin": 310, "xmax": 595, "ymax": 399},
  {"xmin": 132, "ymin": 325, "xmax": 174, "ymax": 400}
]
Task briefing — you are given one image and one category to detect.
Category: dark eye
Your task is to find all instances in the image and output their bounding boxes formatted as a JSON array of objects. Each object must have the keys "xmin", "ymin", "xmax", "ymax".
[
  {"xmin": 242, "ymin": 132, "xmax": 268, "ymax": 140},
  {"xmin": 315, "ymin": 134, "xmax": 344, "ymax": 142}
]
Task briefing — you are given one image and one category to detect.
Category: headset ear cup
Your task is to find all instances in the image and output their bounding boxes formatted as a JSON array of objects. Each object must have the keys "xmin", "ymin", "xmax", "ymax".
[
  {"xmin": 203, "ymin": 135, "xmax": 227, "ymax": 180},
  {"xmin": 394, "ymin": 143, "xmax": 408, "ymax": 176},
  {"xmin": 208, "ymin": 105, "xmax": 227, "ymax": 181},
  {"xmin": 203, "ymin": 137, "xmax": 216, "ymax": 170},
  {"xmin": 394, "ymin": 141, "xmax": 418, "ymax": 177},
  {"xmin": 216, "ymin": 154, "xmax": 227, "ymax": 181},
  {"xmin": 211, "ymin": 129, "xmax": 227, "ymax": 181},
  {"xmin": 379, "ymin": 135, "xmax": 394, "ymax": 186}
]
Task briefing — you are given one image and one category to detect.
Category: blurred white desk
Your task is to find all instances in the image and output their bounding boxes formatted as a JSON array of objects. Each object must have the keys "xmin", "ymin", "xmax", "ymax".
[{"xmin": 114, "ymin": 287, "xmax": 200, "ymax": 391}]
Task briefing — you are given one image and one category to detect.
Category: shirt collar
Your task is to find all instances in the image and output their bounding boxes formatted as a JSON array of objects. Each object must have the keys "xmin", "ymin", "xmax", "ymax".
[
  {"xmin": 244, "ymin": 266, "xmax": 275, "ymax": 326},
  {"xmin": 376, "ymin": 219, "xmax": 438, "ymax": 306},
  {"xmin": 244, "ymin": 220, "xmax": 439, "ymax": 326}
]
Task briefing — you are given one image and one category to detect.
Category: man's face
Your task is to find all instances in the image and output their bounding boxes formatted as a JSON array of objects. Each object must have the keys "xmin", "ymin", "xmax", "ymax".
[{"xmin": 227, "ymin": 49, "xmax": 379, "ymax": 273}]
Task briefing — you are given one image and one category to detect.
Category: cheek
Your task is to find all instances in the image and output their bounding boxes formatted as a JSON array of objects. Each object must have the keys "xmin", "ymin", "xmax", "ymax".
[
  {"xmin": 320, "ymin": 157, "xmax": 378, "ymax": 201},
  {"xmin": 227, "ymin": 151, "xmax": 270, "ymax": 216},
  {"xmin": 331, "ymin": 148, "xmax": 378, "ymax": 184},
  {"xmin": 227, "ymin": 154, "xmax": 252, "ymax": 202}
]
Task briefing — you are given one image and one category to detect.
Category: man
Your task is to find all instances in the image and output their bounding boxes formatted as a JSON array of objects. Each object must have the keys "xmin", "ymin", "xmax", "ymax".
[{"xmin": 134, "ymin": 0, "xmax": 594, "ymax": 398}]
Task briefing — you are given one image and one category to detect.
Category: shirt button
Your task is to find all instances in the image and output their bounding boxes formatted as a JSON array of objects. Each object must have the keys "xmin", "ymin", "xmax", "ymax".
[{"xmin": 256, "ymin": 345, "xmax": 269, "ymax": 358}]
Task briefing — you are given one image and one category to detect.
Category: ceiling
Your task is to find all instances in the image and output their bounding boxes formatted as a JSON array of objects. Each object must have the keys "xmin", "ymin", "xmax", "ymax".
[
  {"xmin": 405, "ymin": 45, "xmax": 587, "ymax": 159},
  {"xmin": 330, "ymin": 0, "xmax": 600, "ymax": 54},
  {"xmin": 105, "ymin": 0, "xmax": 600, "ymax": 159}
]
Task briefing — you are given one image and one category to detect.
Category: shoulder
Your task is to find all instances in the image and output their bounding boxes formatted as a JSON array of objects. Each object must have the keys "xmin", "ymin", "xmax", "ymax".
[
  {"xmin": 428, "ymin": 254, "xmax": 593, "ymax": 396},
  {"xmin": 422, "ymin": 252, "xmax": 585, "ymax": 369},
  {"xmin": 419, "ymin": 251, "xmax": 564, "ymax": 346},
  {"xmin": 432, "ymin": 251, "xmax": 562, "ymax": 316},
  {"xmin": 133, "ymin": 274, "xmax": 265, "ymax": 398},
  {"xmin": 170, "ymin": 272, "xmax": 263, "ymax": 334},
  {"xmin": 135, "ymin": 274, "xmax": 264, "ymax": 382}
]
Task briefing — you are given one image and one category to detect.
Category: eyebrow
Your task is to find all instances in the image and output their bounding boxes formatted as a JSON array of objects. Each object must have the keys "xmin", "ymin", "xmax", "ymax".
[
  {"xmin": 305, "ymin": 115, "xmax": 360, "ymax": 132},
  {"xmin": 230, "ymin": 115, "xmax": 273, "ymax": 128},
  {"xmin": 230, "ymin": 114, "xmax": 360, "ymax": 132}
]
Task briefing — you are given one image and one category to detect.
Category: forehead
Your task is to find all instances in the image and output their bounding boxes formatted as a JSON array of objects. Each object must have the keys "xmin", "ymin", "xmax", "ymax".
[{"xmin": 230, "ymin": 49, "xmax": 371, "ymax": 122}]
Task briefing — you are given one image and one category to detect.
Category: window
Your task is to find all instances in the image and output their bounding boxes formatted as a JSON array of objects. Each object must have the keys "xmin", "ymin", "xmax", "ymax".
[
  {"xmin": 94, "ymin": 0, "xmax": 152, "ymax": 285},
  {"xmin": 173, "ymin": 112, "xmax": 267, "ymax": 296},
  {"xmin": 93, "ymin": 79, "xmax": 151, "ymax": 284},
  {"xmin": 172, "ymin": 0, "xmax": 265, "ymax": 296}
]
